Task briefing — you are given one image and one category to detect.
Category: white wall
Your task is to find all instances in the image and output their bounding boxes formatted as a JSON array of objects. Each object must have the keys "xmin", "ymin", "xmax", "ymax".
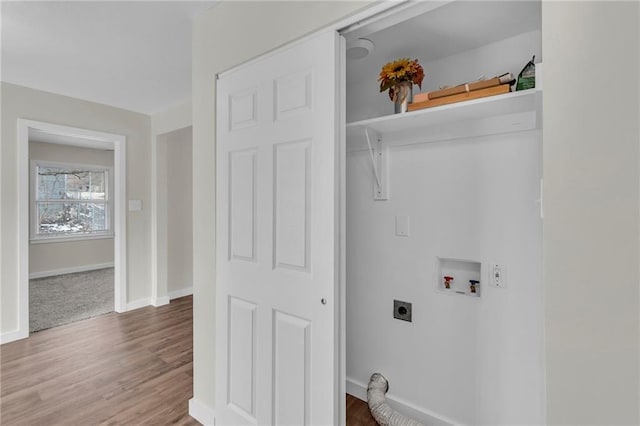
[
  {"xmin": 192, "ymin": 1, "xmax": 640, "ymax": 423},
  {"xmin": 542, "ymin": 2, "xmax": 639, "ymax": 424},
  {"xmin": 150, "ymin": 100, "xmax": 192, "ymax": 305},
  {"xmin": 164, "ymin": 126, "xmax": 193, "ymax": 295},
  {"xmin": 152, "ymin": 100, "xmax": 191, "ymax": 137},
  {"xmin": 1, "ymin": 82, "xmax": 152, "ymax": 335},
  {"xmin": 346, "ymin": 131, "xmax": 543, "ymax": 425},
  {"xmin": 192, "ymin": 0, "xmax": 374, "ymax": 412},
  {"xmin": 29, "ymin": 141, "xmax": 114, "ymax": 277}
]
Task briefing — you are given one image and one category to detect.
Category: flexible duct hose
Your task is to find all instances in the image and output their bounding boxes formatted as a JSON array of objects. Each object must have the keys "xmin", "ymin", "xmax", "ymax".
[{"xmin": 366, "ymin": 373, "xmax": 424, "ymax": 426}]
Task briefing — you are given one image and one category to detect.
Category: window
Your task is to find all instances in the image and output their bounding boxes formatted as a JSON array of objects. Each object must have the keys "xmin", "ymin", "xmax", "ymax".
[{"xmin": 31, "ymin": 161, "xmax": 112, "ymax": 241}]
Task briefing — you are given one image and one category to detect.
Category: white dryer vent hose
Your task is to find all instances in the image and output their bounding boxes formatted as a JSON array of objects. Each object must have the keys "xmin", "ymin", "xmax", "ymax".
[{"xmin": 367, "ymin": 373, "xmax": 425, "ymax": 426}]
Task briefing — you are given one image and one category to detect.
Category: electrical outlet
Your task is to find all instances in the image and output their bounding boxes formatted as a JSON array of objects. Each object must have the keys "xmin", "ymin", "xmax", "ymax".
[
  {"xmin": 393, "ymin": 300, "xmax": 412, "ymax": 322},
  {"xmin": 490, "ymin": 263, "xmax": 506, "ymax": 288}
]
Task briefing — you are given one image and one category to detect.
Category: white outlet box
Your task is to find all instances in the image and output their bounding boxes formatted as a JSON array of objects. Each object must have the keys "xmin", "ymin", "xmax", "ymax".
[{"xmin": 490, "ymin": 263, "xmax": 507, "ymax": 288}]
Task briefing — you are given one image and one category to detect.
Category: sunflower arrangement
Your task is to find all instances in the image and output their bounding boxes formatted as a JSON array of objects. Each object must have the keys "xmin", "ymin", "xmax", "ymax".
[{"xmin": 378, "ymin": 58, "xmax": 425, "ymax": 101}]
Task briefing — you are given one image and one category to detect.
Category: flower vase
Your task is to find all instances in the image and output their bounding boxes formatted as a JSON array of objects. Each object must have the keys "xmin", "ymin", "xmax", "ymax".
[{"xmin": 393, "ymin": 81, "xmax": 413, "ymax": 114}]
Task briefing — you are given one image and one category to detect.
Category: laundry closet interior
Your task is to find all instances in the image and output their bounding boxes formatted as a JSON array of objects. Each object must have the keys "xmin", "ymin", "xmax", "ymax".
[{"xmin": 340, "ymin": 1, "xmax": 544, "ymax": 424}]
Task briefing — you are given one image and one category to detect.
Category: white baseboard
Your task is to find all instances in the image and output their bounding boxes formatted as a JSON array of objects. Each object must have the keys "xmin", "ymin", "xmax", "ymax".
[
  {"xmin": 126, "ymin": 286, "xmax": 193, "ymax": 310},
  {"xmin": 1, "ymin": 328, "xmax": 29, "ymax": 345},
  {"xmin": 126, "ymin": 290, "xmax": 190, "ymax": 311},
  {"xmin": 29, "ymin": 262, "xmax": 114, "ymax": 279},
  {"xmin": 346, "ymin": 377, "xmax": 456, "ymax": 426},
  {"xmin": 346, "ymin": 377, "xmax": 369, "ymax": 401},
  {"xmin": 152, "ymin": 296, "xmax": 170, "ymax": 307},
  {"xmin": 169, "ymin": 286, "xmax": 193, "ymax": 300},
  {"xmin": 189, "ymin": 398, "xmax": 216, "ymax": 425},
  {"xmin": 126, "ymin": 298, "xmax": 151, "ymax": 311}
]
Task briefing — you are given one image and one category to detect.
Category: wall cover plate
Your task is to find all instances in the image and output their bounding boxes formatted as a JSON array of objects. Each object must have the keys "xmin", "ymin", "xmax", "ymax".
[{"xmin": 393, "ymin": 300, "xmax": 412, "ymax": 322}]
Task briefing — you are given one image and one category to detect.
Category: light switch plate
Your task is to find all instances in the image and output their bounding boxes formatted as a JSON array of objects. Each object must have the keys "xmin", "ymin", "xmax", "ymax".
[
  {"xmin": 128, "ymin": 200, "xmax": 142, "ymax": 211},
  {"xmin": 395, "ymin": 215, "xmax": 410, "ymax": 237}
]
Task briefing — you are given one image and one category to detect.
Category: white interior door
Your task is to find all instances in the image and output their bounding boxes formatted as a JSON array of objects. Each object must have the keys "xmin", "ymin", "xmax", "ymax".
[{"xmin": 215, "ymin": 30, "xmax": 341, "ymax": 426}]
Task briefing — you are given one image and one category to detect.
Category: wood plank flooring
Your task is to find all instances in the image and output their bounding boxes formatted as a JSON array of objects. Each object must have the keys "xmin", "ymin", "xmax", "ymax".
[
  {"xmin": 346, "ymin": 393, "xmax": 378, "ymax": 426},
  {"xmin": 0, "ymin": 296, "xmax": 199, "ymax": 425},
  {"xmin": 2, "ymin": 295, "xmax": 378, "ymax": 425}
]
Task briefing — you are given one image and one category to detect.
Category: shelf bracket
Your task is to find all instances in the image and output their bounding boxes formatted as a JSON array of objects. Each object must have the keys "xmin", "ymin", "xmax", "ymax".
[{"xmin": 364, "ymin": 128, "xmax": 388, "ymax": 201}]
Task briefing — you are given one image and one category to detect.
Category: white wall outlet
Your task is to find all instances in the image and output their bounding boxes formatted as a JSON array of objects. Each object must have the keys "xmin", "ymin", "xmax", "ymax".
[
  {"xmin": 490, "ymin": 263, "xmax": 506, "ymax": 288},
  {"xmin": 395, "ymin": 215, "xmax": 410, "ymax": 237}
]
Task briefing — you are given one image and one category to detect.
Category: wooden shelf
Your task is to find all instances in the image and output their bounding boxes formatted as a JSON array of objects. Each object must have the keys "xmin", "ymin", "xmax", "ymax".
[{"xmin": 346, "ymin": 88, "xmax": 542, "ymax": 148}]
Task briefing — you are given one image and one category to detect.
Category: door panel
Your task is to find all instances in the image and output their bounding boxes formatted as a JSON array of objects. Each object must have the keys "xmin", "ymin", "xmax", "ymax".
[
  {"xmin": 229, "ymin": 89, "xmax": 259, "ymax": 131},
  {"xmin": 228, "ymin": 297, "xmax": 257, "ymax": 420},
  {"xmin": 273, "ymin": 140, "xmax": 311, "ymax": 271},
  {"xmin": 272, "ymin": 311, "xmax": 311, "ymax": 426},
  {"xmin": 229, "ymin": 150, "xmax": 257, "ymax": 262},
  {"xmin": 274, "ymin": 70, "xmax": 312, "ymax": 120},
  {"xmin": 216, "ymin": 30, "xmax": 339, "ymax": 426}
]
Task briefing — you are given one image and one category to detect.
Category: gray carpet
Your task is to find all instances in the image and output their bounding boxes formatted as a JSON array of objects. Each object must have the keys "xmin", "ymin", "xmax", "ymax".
[{"xmin": 29, "ymin": 267, "xmax": 114, "ymax": 332}]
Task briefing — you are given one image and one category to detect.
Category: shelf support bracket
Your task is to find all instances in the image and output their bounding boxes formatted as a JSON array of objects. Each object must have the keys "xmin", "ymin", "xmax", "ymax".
[{"xmin": 364, "ymin": 128, "xmax": 388, "ymax": 200}]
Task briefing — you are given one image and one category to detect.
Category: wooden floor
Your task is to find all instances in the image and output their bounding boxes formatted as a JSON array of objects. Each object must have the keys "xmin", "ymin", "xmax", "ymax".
[
  {"xmin": 1, "ymin": 295, "xmax": 377, "ymax": 425},
  {"xmin": 346, "ymin": 393, "xmax": 378, "ymax": 426},
  {"xmin": 0, "ymin": 296, "xmax": 199, "ymax": 425}
]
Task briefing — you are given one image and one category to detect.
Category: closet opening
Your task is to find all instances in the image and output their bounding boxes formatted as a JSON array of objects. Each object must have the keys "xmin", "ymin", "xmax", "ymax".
[{"xmin": 341, "ymin": 2, "xmax": 544, "ymax": 424}]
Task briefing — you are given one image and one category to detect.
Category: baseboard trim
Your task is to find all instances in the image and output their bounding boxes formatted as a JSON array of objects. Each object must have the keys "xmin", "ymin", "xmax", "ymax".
[
  {"xmin": 29, "ymin": 262, "xmax": 114, "ymax": 279},
  {"xmin": 126, "ymin": 298, "xmax": 151, "ymax": 311},
  {"xmin": 189, "ymin": 398, "xmax": 216, "ymax": 425},
  {"xmin": 126, "ymin": 291, "xmax": 191, "ymax": 311},
  {"xmin": 346, "ymin": 377, "xmax": 457, "ymax": 426},
  {"xmin": 346, "ymin": 377, "xmax": 368, "ymax": 401},
  {"xmin": 1, "ymin": 328, "xmax": 29, "ymax": 345},
  {"xmin": 169, "ymin": 286, "xmax": 193, "ymax": 300},
  {"xmin": 152, "ymin": 296, "xmax": 170, "ymax": 307}
]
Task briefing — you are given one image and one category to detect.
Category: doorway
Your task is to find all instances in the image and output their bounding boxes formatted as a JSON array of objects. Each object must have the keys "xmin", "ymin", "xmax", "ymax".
[
  {"xmin": 17, "ymin": 119, "xmax": 127, "ymax": 338},
  {"xmin": 28, "ymin": 137, "xmax": 115, "ymax": 331}
]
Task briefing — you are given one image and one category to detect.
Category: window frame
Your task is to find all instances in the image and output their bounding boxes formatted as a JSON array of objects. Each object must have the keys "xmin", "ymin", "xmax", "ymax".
[{"xmin": 30, "ymin": 160, "xmax": 114, "ymax": 243}]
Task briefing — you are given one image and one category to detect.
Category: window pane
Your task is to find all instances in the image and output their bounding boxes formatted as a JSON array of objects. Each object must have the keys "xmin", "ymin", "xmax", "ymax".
[
  {"xmin": 38, "ymin": 203, "xmax": 80, "ymax": 234},
  {"xmin": 90, "ymin": 171, "xmax": 106, "ymax": 199},
  {"xmin": 81, "ymin": 203, "xmax": 108, "ymax": 231},
  {"xmin": 37, "ymin": 202, "xmax": 107, "ymax": 235},
  {"xmin": 37, "ymin": 166, "xmax": 107, "ymax": 201},
  {"xmin": 37, "ymin": 169, "xmax": 67, "ymax": 200},
  {"xmin": 76, "ymin": 172, "xmax": 107, "ymax": 200},
  {"xmin": 64, "ymin": 172, "xmax": 85, "ymax": 200}
]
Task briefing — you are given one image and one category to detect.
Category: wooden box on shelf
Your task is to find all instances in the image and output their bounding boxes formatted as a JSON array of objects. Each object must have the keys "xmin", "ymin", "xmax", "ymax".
[{"xmin": 408, "ymin": 84, "xmax": 511, "ymax": 112}]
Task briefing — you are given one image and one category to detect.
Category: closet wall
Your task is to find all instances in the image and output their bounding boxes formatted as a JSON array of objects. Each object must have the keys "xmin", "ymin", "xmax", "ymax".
[
  {"xmin": 346, "ymin": 131, "xmax": 543, "ymax": 425},
  {"xmin": 344, "ymin": 2, "xmax": 544, "ymax": 424}
]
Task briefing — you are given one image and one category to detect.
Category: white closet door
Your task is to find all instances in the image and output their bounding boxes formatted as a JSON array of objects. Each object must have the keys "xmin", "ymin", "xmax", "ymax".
[{"xmin": 215, "ymin": 30, "xmax": 340, "ymax": 426}]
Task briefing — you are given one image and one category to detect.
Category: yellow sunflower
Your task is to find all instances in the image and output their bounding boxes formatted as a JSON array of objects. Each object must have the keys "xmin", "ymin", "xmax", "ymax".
[{"xmin": 378, "ymin": 58, "xmax": 425, "ymax": 96}]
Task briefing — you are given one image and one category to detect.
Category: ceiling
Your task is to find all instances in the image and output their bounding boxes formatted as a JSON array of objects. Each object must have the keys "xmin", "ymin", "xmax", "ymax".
[{"xmin": 1, "ymin": 1, "xmax": 217, "ymax": 115}]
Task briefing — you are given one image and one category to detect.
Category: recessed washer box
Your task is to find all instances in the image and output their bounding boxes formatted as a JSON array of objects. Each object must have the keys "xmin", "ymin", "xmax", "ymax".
[{"xmin": 437, "ymin": 257, "xmax": 482, "ymax": 298}]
